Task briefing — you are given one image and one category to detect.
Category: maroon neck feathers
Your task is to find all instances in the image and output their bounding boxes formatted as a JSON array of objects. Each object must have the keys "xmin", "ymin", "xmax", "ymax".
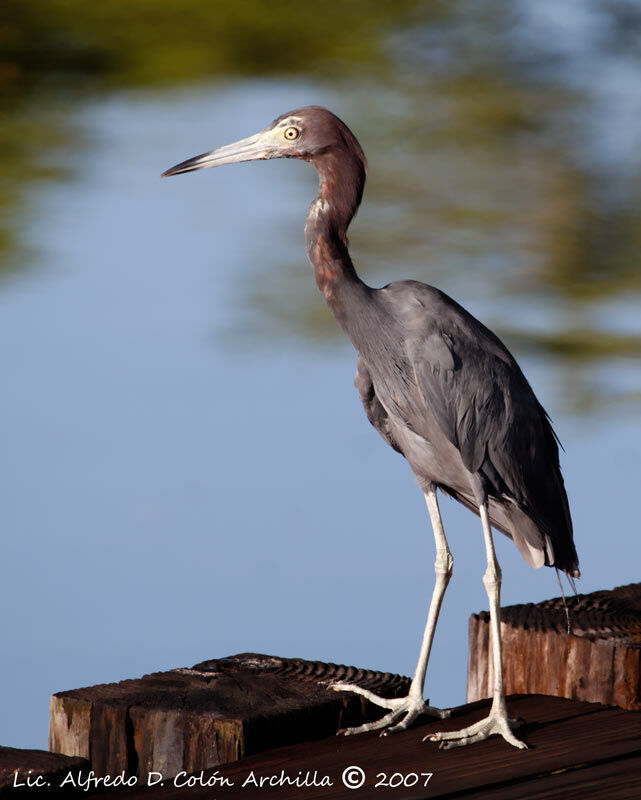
[{"xmin": 304, "ymin": 149, "xmax": 367, "ymax": 317}]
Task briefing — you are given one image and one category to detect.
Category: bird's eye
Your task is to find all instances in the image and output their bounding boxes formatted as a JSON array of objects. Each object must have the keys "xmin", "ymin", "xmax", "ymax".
[{"xmin": 283, "ymin": 126, "xmax": 300, "ymax": 141}]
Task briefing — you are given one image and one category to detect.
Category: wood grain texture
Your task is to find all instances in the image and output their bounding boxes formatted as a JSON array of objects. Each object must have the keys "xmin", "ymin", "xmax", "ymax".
[
  {"xmin": 77, "ymin": 695, "xmax": 641, "ymax": 799},
  {"xmin": 0, "ymin": 746, "xmax": 88, "ymax": 796},
  {"xmin": 48, "ymin": 653, "xmax": 411, "ymax": 781},
  {"xmin": 467, "ymin": 582, "xmax": 641, "ymax": 708}
]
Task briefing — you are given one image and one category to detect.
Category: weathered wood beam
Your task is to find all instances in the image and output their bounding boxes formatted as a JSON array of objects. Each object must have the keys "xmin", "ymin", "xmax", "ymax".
[
  {"xmin": 0, "ymin": 746, "xmax": 88, "ymax": 797},
  {"xmin": 78, "ymin": 695, "xmax": 641, "ymax": 800},
  {"xmin": 468, "ymin": 582, "xmax": 641, "ymax": 709},
  {"xmin": 49, "ymin": 653, "xmax": 410, "ymax": 781}
]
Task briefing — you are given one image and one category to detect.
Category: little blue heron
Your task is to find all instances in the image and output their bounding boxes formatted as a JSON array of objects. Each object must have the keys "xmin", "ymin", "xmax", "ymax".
[{"xmin": 162, "ymin": 106, "xmax": 579, "ymax": 749}]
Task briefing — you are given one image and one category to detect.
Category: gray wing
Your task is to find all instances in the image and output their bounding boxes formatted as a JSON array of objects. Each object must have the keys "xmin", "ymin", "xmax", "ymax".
[{"xmin": 384, "ymin": 282, "xmax": 579, "ymax": 576}]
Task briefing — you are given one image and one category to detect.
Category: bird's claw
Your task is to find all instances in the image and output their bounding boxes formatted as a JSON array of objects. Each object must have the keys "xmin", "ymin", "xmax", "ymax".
[
  {"xmin": 425, "ymin": 710, "xmax": 527, "ymax": 750},
  {"xmin": 331, "ymin": 682, "xmax": 449, "ymax": 736}
]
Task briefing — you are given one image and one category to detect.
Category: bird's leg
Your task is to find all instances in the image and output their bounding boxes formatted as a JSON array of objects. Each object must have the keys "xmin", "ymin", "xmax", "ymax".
[
  {"xmin": 427, "ymin": 502, "xmax": 527, "ymax": 749},
  {"xmin": 388, "ymin": 488, "xmax": 453, "ymax": 730},
  {"xmin": 332, "ymin": 487, "xmax": 451, "ymax": 736}
]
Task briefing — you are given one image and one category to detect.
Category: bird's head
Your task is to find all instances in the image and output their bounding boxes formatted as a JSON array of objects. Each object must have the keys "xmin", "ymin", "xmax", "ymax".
[{"xmin": 161, "ymin": 105, "xmax": 366, "ymax": 177}]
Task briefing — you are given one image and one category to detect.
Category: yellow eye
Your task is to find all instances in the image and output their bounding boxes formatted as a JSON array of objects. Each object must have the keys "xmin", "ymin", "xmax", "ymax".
[{"xmin": 283, "ymin": 126, "xmax": 300, "ymax": 141}]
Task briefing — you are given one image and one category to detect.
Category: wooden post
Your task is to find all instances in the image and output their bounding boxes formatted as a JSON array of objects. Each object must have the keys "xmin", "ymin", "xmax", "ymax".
[
  {"xmin": 467, "ymin": 582, "xmax": 641, "ymax": 709},
  {"xmin": 49, "ymin": 653, "xmax": 410, "ymax": 781},
  {"xmin": 0, "ymin": 746, "xmax": 88, "ymax": 795}
]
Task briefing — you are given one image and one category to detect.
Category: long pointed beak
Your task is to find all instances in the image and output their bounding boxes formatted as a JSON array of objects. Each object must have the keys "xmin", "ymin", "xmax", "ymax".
[{"xmin": 161, "ymin": 131, "xmax": 274, "ymax": 177}]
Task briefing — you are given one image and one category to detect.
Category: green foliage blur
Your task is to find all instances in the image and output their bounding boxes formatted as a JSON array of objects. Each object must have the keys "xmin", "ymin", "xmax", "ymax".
[
  {"xmin": 0, "ymin": 0, "xmax": 418, "ymax": 277},
  {"xmin": 2, "ymin": 0, "xmax": 640, "ymax": 392},
  {"xmin": 1, "ymin": 0, "xmax": 419, "ymax": 90}
]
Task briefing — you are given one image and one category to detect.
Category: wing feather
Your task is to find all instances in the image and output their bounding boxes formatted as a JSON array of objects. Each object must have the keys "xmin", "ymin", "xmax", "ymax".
[{"xmin": 383, "ymin": 282, "xmax": 578, "ymax": 576}]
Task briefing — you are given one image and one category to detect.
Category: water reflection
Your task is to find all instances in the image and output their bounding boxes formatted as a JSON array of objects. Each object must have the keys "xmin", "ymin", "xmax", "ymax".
[
  {"xmin": 4, "ymin": 0, "xmax": 639, "ymax": 409},
  {"xmin": 1, "ymin": 2, "xmax": 641, "ymax": 751},
  {"xmin": 234, "ymin": 74, "xmax": 641, "ymax": 410}
]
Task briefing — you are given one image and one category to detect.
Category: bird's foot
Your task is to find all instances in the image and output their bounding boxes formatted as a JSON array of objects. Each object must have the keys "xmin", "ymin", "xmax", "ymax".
[
  {"xmin": 426, "ymin": 707, "xmax": 526, "ymax": 750},
  {"xmin": 331, "ymin": 682, "xmax": 450, "ymax": 736}
]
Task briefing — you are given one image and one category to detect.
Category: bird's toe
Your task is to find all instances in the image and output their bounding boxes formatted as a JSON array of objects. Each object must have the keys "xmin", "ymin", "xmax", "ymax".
[{"xmin": 425, "ymin": 711, "xmax": 527, "ymax": 749}]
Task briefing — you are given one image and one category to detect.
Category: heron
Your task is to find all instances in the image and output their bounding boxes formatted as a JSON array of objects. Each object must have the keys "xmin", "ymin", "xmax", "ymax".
[{"xmin": 162, "ymin": 106, "xmax": 579, "ymax": 749}]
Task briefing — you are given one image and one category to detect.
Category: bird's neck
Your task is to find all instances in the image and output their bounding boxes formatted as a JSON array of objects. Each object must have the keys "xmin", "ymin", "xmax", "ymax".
[{"xmin": 304, "ymin": 151, "xmax": 368, "ymax": 330}]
